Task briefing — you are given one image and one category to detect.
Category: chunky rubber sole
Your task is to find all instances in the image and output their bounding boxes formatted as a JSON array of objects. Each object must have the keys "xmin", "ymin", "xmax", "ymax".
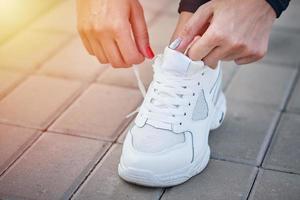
[{"xmin": 118, "ymin": 93, "xmax": 226, "ymax": 187}]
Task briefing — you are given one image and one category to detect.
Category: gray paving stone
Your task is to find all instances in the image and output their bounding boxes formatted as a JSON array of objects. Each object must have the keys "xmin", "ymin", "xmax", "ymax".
[
  {"xmin": 0, "ymin": 0, "xmax": 61, "ymax": 43},
  {"xmin": 210, "ymin": 99, "xmax": 279, "ymax": 166},
  {"xmin": 139, "ymin": 0, "xmax": 167, "ymax": 24},
  {"xmin": 273, "ymin": 0, "xmax": 300, "ymax": 31},
  {"xmin": 38, "ymin": 38, "xmax": 106, "ymax": 81},
  {"xmin": 0, "ymin": 70, "xmax": 24, "ymax": 99},
  {"xmin": 287, "ymin": 77, "xmax": 300, "ymax": 113},
  {"xmin": 249, "ymin": 169, "xmax": 300, "ymax": 200},
  {"xmin": 226, "ymin": 62, "xmax": 297, "ymax": 110},
  {"xmin": 149, "ymin": 14, "xmax": 178, "ymax": 49},
  {"xmin": 50, "ymin": 84, "xmax": 142, "ymax": 141},
  {"xmin": 0, "ymin": 75, "xmax": 82, "ymax": 129},
  {"xmin": 30, "ymin": 0, "xmax": 77, "ymax": 33},
  {"xmin": 263, "ymin": 113, "xmax": 300, "ymax": 174},
  {"xmin": 221, "ymin": 61, "xmax": 238, "ymax": 91},
  {"xmin": 0, "ymin": 132, "xmax": 110, "ymax": 200},
  {"xmin": 139, "ymin": 0, "xmax": 173, "ymax": 15},
  {"xmin": 164, "ymin": 0, "xmax": 180, "ymax": 16},
  {"xmin": 98, "ymin": 61, "xmax": 153, "ymax": 89},
  {"xmin": 117, "ymin": 119, "xmax": 135, "ymax": 144},
  {"xmin": 73, "ymin": 144, "xmax": 162, "ymax": 200},
  {"xmin": 162, "ymin": 159, "xmax": 257, "ymax": 200},
  {"xmin": 0, "ymin": 30, "xmax": 71, "ymax": 72},
  {"xmin": 262, "ymin": 29, "xmax": 300, "ymax": 66},
  {"xmin": 0, "ymin": 124, "xmax": 41, "ymax": 175}
]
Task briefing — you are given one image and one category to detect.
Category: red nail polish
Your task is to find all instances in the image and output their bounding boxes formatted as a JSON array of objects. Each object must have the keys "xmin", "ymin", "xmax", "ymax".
[{"xmin": 146, "ymin": 46, "xmax": 155, "ymax": 59}]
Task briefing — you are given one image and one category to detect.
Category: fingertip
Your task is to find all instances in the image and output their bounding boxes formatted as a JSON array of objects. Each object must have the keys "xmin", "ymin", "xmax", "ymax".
[{"xmin": 145, "ymin": 46, "xmax": 155, "ymax": 59}]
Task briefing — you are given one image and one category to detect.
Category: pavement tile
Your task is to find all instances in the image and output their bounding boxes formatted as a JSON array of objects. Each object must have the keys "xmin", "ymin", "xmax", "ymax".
[
  {"xmin": 0, "ymin": 132, "xmax": 110, "ymax": 200},
  {"xmin": 38, "ymin": 38, "xmax": 106, "ymax": 81},
  {"xmin": 98, "ymin": 61, "xmax": 153, "ymax": 89},
  {"xmin": 73, "ymin": 144, "xmax": 162, "ymax": 200},
  {"xmin": 164, "ymin": 0, "xmax": 180, "ymax": 16},
  {"xmin": 139, "ymin": 0, "xmax": 165, "ymax": 24},
  {"xmin": 117, "ymin": 119, "xmax": 135, "ymax": 144},
  {"xmin": 0, "ymin": 0, "xmax": 61, "ymax": 43},
  {"xmin": 0, "ymin": 75, "xmax": 82, "ymax": 129},
  {"xmin": 140, "ymin": 0, "xmax": 172, "ymax": 14},
  {"xmin": 221, "ymin": 61, "xmax": 238, "ymax": 91},
  {"xmin": 287, "ymin": 77, "xmax": 300, "ymax": 113},
  {"xmin": 30, "ymin": 0, "xmax": 77, "ymax": 33},
  {"xmin": 0, "ymin": 30, "xmax": 71, "ymax": 72},
  {"xmin": 210, "ymin": 99, "xmax": 279, "ymax": 166},
  {"xmin": 0, "ymin": 124, "xmax": 41, "ymax": 175},
  {"xmin": 50, "ymin": 84, "xmax": 142, "ymax": 141},
  {"xmin": 149, "ymin": 14, "xmax": 178, "ymax": 49},
  {"xmin": 162, "ymin": 159, "xmax": 257, "ymax": 200},
  {"xmin": 263, "ymin": 113, "xmax": 300, "ymax": 174},
  {"xmin": 226, "ymin": 62, "xmax": 297, "ymax": 110},
  {"xmin": 249, "ymin": 169, "xmax": 300, "ymax": 200},
  {"xmin": 273, "ymin": 0, "xmax": 300, "ymax": 31},
  {"xmin": 0, "ymin": 70, "xmax": 24, "ymax": 99},
  {"xmin": 262, "ymin": 29, "xmax": 300, "ymax": 66}
]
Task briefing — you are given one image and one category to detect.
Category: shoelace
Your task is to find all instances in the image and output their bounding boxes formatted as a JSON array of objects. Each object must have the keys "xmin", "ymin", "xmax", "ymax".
[{"xmin": 127, "ymin": 64, "xmax": 202, "ymax": 126}]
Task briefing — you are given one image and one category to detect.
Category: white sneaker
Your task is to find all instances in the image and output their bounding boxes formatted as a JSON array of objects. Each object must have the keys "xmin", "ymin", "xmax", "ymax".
[{"xmin": 118, "ymin": 47, "xmax": 226, "ymax": 187}]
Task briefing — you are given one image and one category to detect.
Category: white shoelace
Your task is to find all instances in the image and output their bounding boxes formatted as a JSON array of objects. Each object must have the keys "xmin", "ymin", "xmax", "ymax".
[{"xmin": 127, "ymin": 64, "xmax": 202, "ymax": 126}]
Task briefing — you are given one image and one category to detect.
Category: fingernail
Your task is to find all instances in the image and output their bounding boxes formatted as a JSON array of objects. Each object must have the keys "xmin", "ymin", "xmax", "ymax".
[
  {"xmin": 146, "ymin": 46, "xmax": 155, "ymax": 59},
  {"xmin": 169, "ymin": 37, "xmax": 182, "ymax": 50}
]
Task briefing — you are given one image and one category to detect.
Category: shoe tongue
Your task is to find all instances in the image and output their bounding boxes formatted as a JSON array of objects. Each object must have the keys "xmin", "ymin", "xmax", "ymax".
[{"xmin": 159, "ymin": 47, "xmax": 204, "ymax": 76}]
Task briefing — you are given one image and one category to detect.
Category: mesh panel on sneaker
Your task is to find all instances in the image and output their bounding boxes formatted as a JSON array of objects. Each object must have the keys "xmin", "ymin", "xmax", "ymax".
[
  {"xmin": 192, "ymin": 89, "xmax": 208, "ymax": 120},
  {"xmin": 131, "ymin": 124, "xmax": 185, "ymax": 153}
]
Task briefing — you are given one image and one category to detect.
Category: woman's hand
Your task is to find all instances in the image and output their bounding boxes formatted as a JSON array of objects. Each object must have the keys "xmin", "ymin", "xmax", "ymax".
[
  {"xmin": 172, "ymin": 0, "xmax": 276, "ymax": 67},
  {"xmin": 76, "ymin": 0, "xmax": 154, "ymax": 68}
]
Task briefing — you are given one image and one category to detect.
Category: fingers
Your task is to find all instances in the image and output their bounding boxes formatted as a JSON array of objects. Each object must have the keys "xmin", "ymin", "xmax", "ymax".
[
  {"xmin": 202, "ymin": 46, "xmax": 229, "ymax": 68},
  {"xmin": 101, "ymin": 39, "xmax": 130, "ymax": 68},
  {"xmin": 130, "ymin": 2, "xmax": 154, "ymax": 59},
  {"xmin": 78, "ymin": 29, "xmax": 94, "ymax": 55},
  {"xmin": 90, "ymin": 38, "xmax": 108, "ymax": 64},
  {"xmin": 235, "ymin": 56, "xmax": 258, "ymax": 65},
  {"xmin": 170, "ymin": 12, "xmax": 193, "ymax": 43},
  {"xmin": 116, "ymin": 23, "xmax": 145, "ymax": 65},
  {"xmin": 84, "ymin": 29, "xmax": 108, "ymax": 63},
  {"xmin": 173, "ymin": 2, "xmax": 214, "ymax": 52},
  {"xmin": 187, "ymin": 28, "xmax": 218, "ymax": 61}
]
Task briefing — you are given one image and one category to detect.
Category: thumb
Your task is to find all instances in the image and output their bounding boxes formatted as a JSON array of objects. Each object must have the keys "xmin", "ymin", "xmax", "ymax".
[
  {"xmin": 130, "ymin": 3, "xmax": 154, "ymax": 59},
  {"xmin": 170, "ymin": 2, "xmax": 213, "ymax": 53}
]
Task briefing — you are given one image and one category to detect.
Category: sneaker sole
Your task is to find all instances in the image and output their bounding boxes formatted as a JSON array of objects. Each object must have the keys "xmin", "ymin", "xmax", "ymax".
[
  {"xmin": 118, "ymin": 146, "xmax": 210, "ymax": 187},
  {"xmin": 118, "ymin": 93, "xmax": 226, "ymax": 187}
]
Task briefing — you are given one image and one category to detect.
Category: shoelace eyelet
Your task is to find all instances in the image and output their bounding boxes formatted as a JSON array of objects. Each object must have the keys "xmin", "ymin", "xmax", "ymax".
[
  {"xmin": 193, "ymin": 93, "xmax": 195, "ymax": 96},
  {"xmin": 184, "ymin": 113, "xmax": 186, "ymax": 116},
  {"xmin": 188, "ymin": 103, "xmax": 191, "ymax": 106},
  {"xmin": 197, "ymin": 82, "xmax": 200, "ymax": 86},
  {"xmin": 179, "ymin": 122, "xmax": 182, "ymax": 125}
]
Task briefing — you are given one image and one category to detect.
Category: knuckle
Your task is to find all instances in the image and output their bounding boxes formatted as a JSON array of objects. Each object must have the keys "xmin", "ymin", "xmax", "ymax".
[
  {"xmin": 137, "ymin": 56, "xmax": 145, "ymax": 64},
  {"xmin": 87, "ymin": 50, "xmax": 94, "ymax": 56},
  {"xmin": 231, "ymin": 39, "xmax": 246, "ymax": 49},
  {"xmin": 182, "ymin": 24, "xmax": 193, "ymax": 36},
  {"xmin": 81, "ymin": 24, "xmax": 90, "ymax": 32},
  {"xmin": 210, "ymin": 29, "xmax": 224, "ymax": 43},
  {"xmin": 93, "ymin": 24, "xmax": 105, "ymax": 34},
  {"xmin": 249, "ymin": 48, "xmax": 266, "ymax": 59},
  {"xmin": 256, "ymin": 50, "xmax": 266, "ymax": 59},
  {"xmin": 111, "ymin": 21, "xmax": 126, "ymax": 33},
  {"xmin": 187, "ymin": 50, "xmax": 198, "ymax": 60}
]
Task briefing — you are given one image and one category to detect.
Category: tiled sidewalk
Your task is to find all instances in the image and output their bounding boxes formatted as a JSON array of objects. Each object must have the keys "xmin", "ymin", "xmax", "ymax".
[{"xmin": 0, "ymin": 0, "xmax": 299, "ymax": 199}]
